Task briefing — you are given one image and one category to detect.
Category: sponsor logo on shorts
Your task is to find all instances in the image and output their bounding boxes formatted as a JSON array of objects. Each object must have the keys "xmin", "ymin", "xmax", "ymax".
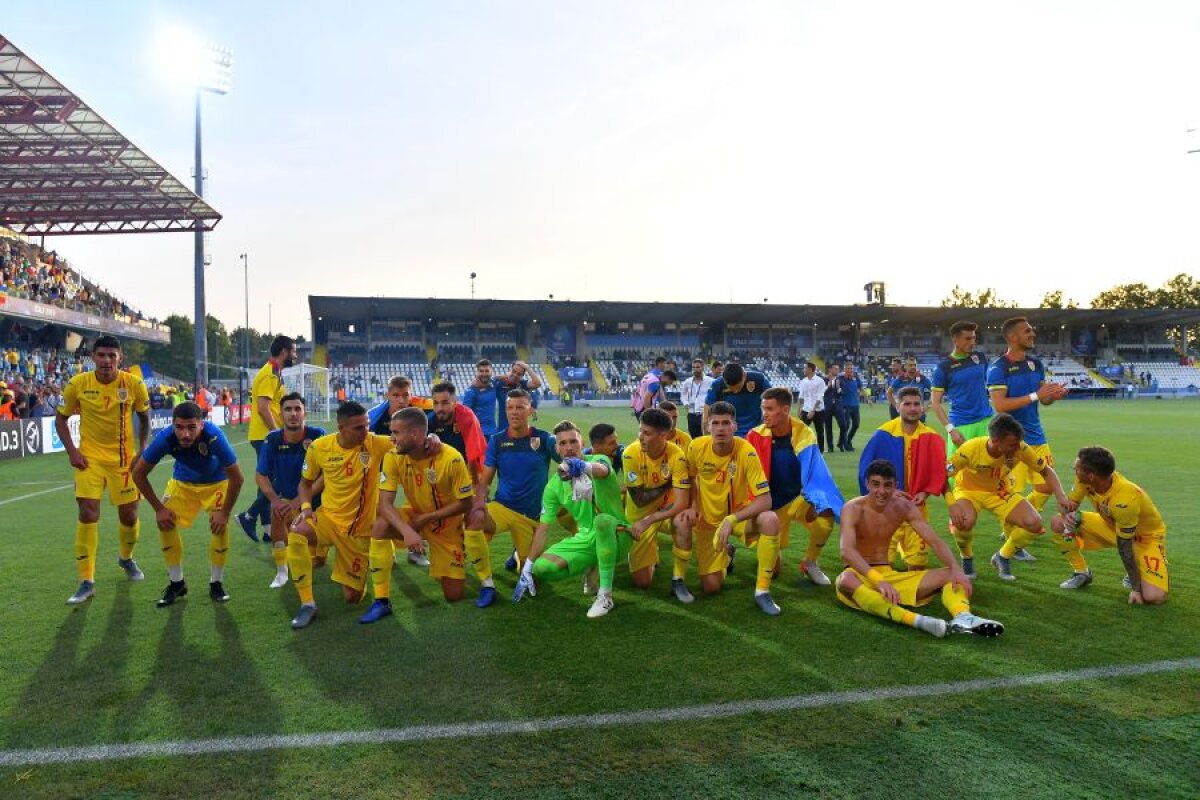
[{"xmin": 627, "ymin": 471, "xmax": 639, "ymax": 483}]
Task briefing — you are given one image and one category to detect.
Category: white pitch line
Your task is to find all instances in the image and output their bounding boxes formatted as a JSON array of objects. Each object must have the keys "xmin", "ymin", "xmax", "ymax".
[
  {"xmin": 0, "ymin": 437, "xmax": 257, "ymax": 507},
  {"xmin": 0, "ymin": 484, "xmax": 72, "ymax": 506},
  {"xmin": 2, "ymin": 656, "xmax": 1196, "ymax": 767}
]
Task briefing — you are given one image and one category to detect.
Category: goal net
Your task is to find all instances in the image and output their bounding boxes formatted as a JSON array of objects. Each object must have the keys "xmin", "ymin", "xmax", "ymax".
[{"xmin": 281, "ymin": 363, "xmax": 333, "ymax": 423}]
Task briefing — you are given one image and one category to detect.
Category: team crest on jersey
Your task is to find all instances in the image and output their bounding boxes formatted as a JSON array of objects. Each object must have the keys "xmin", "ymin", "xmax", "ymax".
[
  {"xmin": 530, "ymin": 437, "xmax": 541, "ymax": 451},
  {"xmin": 425, "ymin": 467, "xmax": 438, "ymax": 483},
  {"xmin": 116, "ymin": 387, "xmax": 129, "ymax": 403},
  {"xmin": 358, "ymin": 451, "xmax": 370, "ymax": 467},
  {"xmin": 727, "ymin": 463, "xmax": 738, "ymax": 478},
  {"xmin": 1027, "ymin": 360, "xmax": 1036, "ymax": 372},
  {"xmin": 746, "ymin": 381, "xmax": 757, "ymax": 392},
  {"xmin": 971, "ymin": 354, "xmax": 980, "ymax": 364},
  {"xmin": 660, "ymin": 462, "xmax": 670, "ymax": 478},
  {"xmin": 198, "ymin": 442, "xmax": 209, "ymax": 457}
]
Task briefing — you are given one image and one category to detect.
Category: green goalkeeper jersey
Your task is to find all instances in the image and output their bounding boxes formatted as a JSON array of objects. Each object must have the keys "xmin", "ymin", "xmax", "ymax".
[{"xmin": 539, "ymin": 454, "xmax": 627, "ymax": 530}]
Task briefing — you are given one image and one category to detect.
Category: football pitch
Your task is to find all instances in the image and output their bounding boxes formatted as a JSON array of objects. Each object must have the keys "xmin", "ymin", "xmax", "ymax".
[{"xmin": 1, "ymin": 401, "xmax": 1197, "ymax": 799}]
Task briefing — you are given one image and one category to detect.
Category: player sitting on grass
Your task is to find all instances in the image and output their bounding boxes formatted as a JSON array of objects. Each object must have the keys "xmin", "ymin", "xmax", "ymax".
[
  {"xmin": 361, "ymin": 407, "xmax": 475, "ymax": 622},
  {"xmin": 131, "ymin": 402, "xmax": 244, "ymax": 607},
  {"xmin": 1051, "ymin": 446, "xmax": 1169, "ymax": 604},
  {"xmin": 512, "ymin": 420, "xmax": 633, "ymax": 618},
  {"xmin": 836, "ymin": 459, "xmax": 1003, "ymax": 638}
]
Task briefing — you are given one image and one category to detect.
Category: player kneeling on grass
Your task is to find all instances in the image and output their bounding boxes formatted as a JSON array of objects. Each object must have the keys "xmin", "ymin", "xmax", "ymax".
[
  {"xmin": 674, "ymin": 401, "xmax": 784, "ymax": 616},
  {"xmin": 255, "ymin": 393, "xmax": 326, "ymax": 589},
  {"xmin": 1050, "ymin": 446, "xmax": 1169, "ymax": 605},
  {"xmin": 945, "ymin": 413, "xmax": 1074, "ymax": 584},
  {"xmin": 837, "ymin": 459, "xmax": 1002, "ymax": 638},
  {"xmin": 359, "ymin": 408, "xmax": 475, "ymax": 622},
  {"xmin": 286, "ymin": 401, "xmax": 395, "ymax": 629},
  {"xmin": 620, "ymin": 408, "xmax": 691, "ymax": 594},
  {"xmin": 130, "ymin": 402, "xmax": 243, "ymax": 607},
  {"xmin": 512, "ymin": 420, "xmax": 631, "ymax": 618}
]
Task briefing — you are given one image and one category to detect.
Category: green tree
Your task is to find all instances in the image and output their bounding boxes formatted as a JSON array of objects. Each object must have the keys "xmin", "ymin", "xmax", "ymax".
[
  {"xmin": 1091, "ymin": 282, "xmax": 1158, "ymax": 309},
  {"xmin": 1039, "ymin": 290, "xmax": 1078, "ymax": 309},
  {"xmin": 940, "ymin": 286, "xmax": 1018, "ymax": 308},
  {"xmin": 144, "ymin": 314, "xmax": 196, "ymax": 382}
]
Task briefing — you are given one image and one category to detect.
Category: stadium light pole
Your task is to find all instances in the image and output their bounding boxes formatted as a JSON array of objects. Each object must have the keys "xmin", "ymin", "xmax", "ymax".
[
  {"xmin": 188, "ymin": 40, "xmax": 233, "ymax": 392},
  {"xmin": 239, "ymin": 252, "xmax": 249, "ymax": 406}
]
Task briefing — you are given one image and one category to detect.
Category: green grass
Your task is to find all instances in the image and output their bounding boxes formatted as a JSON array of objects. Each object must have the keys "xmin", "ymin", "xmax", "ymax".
[{"xmin": 1, "ymin": 401, "xmax": 1198, "ymax": 799}]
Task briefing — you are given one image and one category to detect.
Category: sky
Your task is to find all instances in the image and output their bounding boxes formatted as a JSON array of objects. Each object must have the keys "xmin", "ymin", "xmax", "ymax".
[{"xmin": 7, "ymin": 1, "xmax": 1200, "ymax": 338}]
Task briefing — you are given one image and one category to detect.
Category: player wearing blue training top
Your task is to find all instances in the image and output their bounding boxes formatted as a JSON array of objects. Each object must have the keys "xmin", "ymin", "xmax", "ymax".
[
  {"xmin": 464, "ymin": 388, "xmax": 559, "ymax": 608},
  {"xmin": 462, "ymin": 360, "xmax": 542, "ymax": 438},
  {"xmin": 256, "ymin": 392, "xmax": 325, "ymax": 589},
  {"xmin": 131, "ymin": 402, "xmax": 243, "ymax": 607},
  {"xmin": 703, "ymin": 362, "xmax": 771, "ymax": 436},
  {"xmin": 986, "ymin": 317, "xmax": 1076, "ymax": 581}
]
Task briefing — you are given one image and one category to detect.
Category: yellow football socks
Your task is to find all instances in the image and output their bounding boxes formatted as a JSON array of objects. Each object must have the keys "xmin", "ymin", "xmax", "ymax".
[
  {"xmin": 941, "ymin": 582, "xmax": 971, "ymax": 617},
  {"xmin": 117, "ymin": 521, "xmax": 139, "ymax": 560},
  {"xmin": 75, "ymin": 521, "xmax": 99, "ymax": 581},
  {"xmin": 464, "ymin": 529, "xmax": 491, "ymax": 584},
  {"xmin": 998, "ymin": 524, "xmax": 1036, "ymax": 559},
  {"xmin": 804, "ymin": 515, "xmax": 834, "ymax": 563},
  {"xmin": 287, "ymin": 532, "xmax": 314, "ymax": 604},
  {"xmin": 1053, "ymin": 532, "xmax": 1089, "ymax": 572},
  {"xmin": 756, "ymin": 533, "xmax": 779, "ymax": 592},
  {"xmin": 954, "ymin": 527, "xmax": 975, "ymax": 559},
  {"xmin": 369, "ymin": 538, "xmax": 394, "ymax": 600},
  {"xmin": 272, "ymin": 540, "xmax": 287, "ymax": 567},
  {"xmin": 672, "ymin": 545, "xmax": 691, "ymax": 580},
  {"xmin": 851, "ymin": 583, "xmax": 917, "ymax": 627}
]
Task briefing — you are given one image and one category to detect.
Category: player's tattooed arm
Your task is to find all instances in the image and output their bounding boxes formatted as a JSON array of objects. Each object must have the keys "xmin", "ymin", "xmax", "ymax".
[
  {"xmin": 627, "ymin": 484, "xmax": 669, "ymax": 508},
  {"xmin": 1117, "ymin": 537, "xmax": 1142, "ymax": 594}
]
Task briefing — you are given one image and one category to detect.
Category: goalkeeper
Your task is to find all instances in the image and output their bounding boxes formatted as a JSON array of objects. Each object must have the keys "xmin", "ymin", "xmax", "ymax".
[{"xmin": 512, "ymin": 420, "xmax": 634, "ymax": 618}]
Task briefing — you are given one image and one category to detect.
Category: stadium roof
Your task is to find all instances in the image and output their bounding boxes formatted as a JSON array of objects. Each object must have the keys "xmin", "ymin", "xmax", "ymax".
[
  {"xmin": 0, "ymin": 35, "xmax": 222, "ymax": 235},
  {"xmin": 309, "ymin": 296, "xmax": 1200, "ymax": 328}
]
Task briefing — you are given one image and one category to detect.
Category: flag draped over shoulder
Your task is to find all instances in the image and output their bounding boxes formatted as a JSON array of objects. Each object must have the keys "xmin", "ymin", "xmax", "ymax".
[
  {"xmin": 857, "ymin": 417, "xmax": 947, "ymax": 496},
  {"xmin": 747, "ymin": 419, "xmax": 845, "ymax": 518}
]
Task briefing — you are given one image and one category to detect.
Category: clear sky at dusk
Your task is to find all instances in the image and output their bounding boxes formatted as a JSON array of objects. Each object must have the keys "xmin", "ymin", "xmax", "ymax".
[{"xmin": 8, "ymin": 1, "xmax": 1200, "ymax": 337}]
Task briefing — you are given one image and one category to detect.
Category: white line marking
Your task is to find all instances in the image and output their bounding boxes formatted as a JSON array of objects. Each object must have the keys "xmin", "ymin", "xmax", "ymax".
[
  {"xmin": 2, "ymin": 656, "xmax": 1195, "ymax": 766},
  {"xmin": 0, "ymin": 484, "xmax": 72, "ymax": 506},
  {"xmin": 0, "ymin": 437, "xmax": 256, "ymax": 507}
]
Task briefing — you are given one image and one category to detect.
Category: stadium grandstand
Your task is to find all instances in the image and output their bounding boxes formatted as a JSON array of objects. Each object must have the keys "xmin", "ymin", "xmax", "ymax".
[
  {"xmin": 309, "ymin": 295, "xmax": 1200, "ymax": 404},
  {"xmin": 0, "ymin": 34, "xmax": 220, "ymax": 418}
]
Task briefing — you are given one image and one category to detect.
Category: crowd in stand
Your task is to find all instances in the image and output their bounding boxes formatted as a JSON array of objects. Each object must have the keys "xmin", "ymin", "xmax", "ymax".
[{"xmin": 0, "ymin": 234, "xmax": 157, "ymax": 327}]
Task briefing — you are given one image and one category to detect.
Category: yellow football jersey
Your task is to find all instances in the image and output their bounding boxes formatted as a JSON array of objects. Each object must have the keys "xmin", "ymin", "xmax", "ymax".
[
  {"xmin": 621, "ymin": 440, "xmax": 690, "ymax": 521},
  {"xmin": 668, "ymin": 428, "xmax": 692, "ymax": 451},
  {"xmin": 948, "ymin": 436, "xmax": 1046, "ymax": 494},
  {"xmin": 685, "ymin": 436, "xmax": 769, "ymax": 525},
  {"xmin": 57, "ymin": 370, "xmax": 150, "ymax": 467},
  {"xmin": 301, "ymin": 433, "xmax": 393, "ymax": 534},
  {"xmin": 381, "ymin": 444, "xmax": 474, "ymax": 515},
  {"xmin": 248, "ymin": 360, "xmax": 285, "ymax": 441},
  {"xmin": 1069, "ymin": 471, "xmax": 1165, "ymax": 538}
]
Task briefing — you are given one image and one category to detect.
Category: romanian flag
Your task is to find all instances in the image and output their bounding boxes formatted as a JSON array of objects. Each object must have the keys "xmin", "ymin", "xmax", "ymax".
[
  {"xmin": 747, "ymin": 418, "xmax": 845, "ymax": 518},
  {"xmin": 857, "ymin": 417, "xmax": 948, "ymax": 496}
]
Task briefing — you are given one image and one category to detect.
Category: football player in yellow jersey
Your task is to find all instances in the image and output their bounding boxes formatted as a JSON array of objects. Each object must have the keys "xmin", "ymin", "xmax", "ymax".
[
  {"xmin": 837, "ymin": 459, "xmax": 1003, "ymax": 638},
  {"xmin": 57, "ymin": 335, "xmax": 152, "ymax": 605},
  {"xmin": 675, "ymin": 401, "xmax": 783, "ymax": 615},
  {"xmin": 946, "ymin": 413, "xmax": 1074, "ymax": 583},
  {"xmin": 1050, "ymin": 447, "xmax": 1168, "ymax": 602},
  {"xmin": 360, "ymin": 408, "xmax": 475, "ymax": 622},
  {"xmin": 237, "ymin": 335, "xmax": 295, "ymax": 542},
  {"xmin": 620, "ymin": 409, "xmax": 691, "ymax": 594},
  {"xmin": 286, "ymin": 401, "xmax": 395, "ymax": 629},
  {"xmin": 656, "ymin": 400, "xmax": 692, "ymax": 451}
]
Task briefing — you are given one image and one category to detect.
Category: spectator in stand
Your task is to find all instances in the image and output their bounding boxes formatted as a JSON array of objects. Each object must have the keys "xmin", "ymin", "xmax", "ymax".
[{"xmin": 0, "ymin": 387, "xmax": 14, "ymax": 420}]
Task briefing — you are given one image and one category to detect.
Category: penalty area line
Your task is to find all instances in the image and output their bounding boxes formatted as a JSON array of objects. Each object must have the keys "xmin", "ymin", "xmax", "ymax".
[{"xmin": 1, "ymin": 656, "xmax": 1197, "ymax": 767}]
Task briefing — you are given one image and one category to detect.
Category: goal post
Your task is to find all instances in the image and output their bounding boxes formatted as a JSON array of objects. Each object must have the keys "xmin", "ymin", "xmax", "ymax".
[{"xmin": 281, "ymin": 363, "xmax": 333, "ymax": 423}]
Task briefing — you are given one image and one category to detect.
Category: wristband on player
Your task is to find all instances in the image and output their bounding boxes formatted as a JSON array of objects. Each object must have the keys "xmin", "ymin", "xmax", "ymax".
[
  {"xmin": 300, "ymin": 502, "xmax": 313, "ymax": 511},
  {"xmin": 1028, "ymin": 392, "xmax": 1039, "ymax": 404},
  {"xmin": 723, "ymin": 514, "xmax": 739, "ymax": 529},
  {"xmin": 866, "ymin": 568, "xmax": 885, "ymax": 586},
  {"xmin": 944, "ymin": 423, "xmax": 956, "ymax": 433}
]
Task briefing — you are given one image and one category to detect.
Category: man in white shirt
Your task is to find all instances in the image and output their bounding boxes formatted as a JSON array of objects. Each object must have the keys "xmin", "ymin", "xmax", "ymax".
[
  {"xmin": 678, "ymin": 358, "xmax": 715, "ymax": 439},
  {"xmin": 797, "ymin": 361, "xmax": 826, "ymax": 426}
]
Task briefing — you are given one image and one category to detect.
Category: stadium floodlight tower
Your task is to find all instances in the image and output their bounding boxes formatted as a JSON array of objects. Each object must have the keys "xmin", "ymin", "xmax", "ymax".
[{"xmin": 160, "ymin": 28, "xmax": 233, "ymax": 390}]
